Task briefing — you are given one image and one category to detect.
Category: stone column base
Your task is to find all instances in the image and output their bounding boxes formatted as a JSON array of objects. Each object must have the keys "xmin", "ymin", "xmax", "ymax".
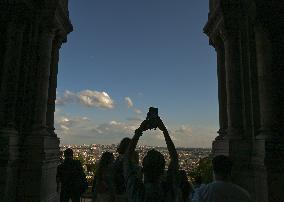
[
  {"xmin": 17, "ymin": 129, "xmax": 60, "ymax": 202},
  {"xmin": 0, "ymin": 128, "xmax": 19, "ymax": 202},
  {"xmin": 254, "ymin": 136, "xmax": 284, "ymax": 202}
]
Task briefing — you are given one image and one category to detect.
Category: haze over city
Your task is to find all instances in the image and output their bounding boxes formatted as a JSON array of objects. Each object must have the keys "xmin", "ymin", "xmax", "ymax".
[{"xmin": 55, "ymin": 1, "xmax": 217, "ymax": 148}]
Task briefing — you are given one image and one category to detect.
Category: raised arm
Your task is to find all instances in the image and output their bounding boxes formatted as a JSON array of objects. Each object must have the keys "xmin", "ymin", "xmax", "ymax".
[
  {"xmin": 126, "ymin": 128, "xmax": 143, "ymax": 159},
  {"xmin": 125, "ymin": 120, "xmax": 148, "ymax": 165},
  {"xmin": 157, "ymin": 118, "xmax": 179, "ymax": 170},
  {"xmin": 123, "ymin": 120, "xmax": 148, "ymax": 199}
]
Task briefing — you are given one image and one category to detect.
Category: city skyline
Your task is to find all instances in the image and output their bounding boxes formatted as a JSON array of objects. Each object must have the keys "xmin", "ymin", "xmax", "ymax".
[
  {"xmin": 59, "ymin": 144, "xmax": 212, "ymax": 180},
  {"xmin": 56, "ymin": 1, "xmax": 218, "ymax": 148}
]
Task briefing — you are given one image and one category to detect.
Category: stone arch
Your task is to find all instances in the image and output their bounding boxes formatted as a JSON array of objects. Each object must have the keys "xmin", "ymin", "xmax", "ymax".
[{"xmin": 1, "ymin": 0, "xmax": 284, "ymax": 201}]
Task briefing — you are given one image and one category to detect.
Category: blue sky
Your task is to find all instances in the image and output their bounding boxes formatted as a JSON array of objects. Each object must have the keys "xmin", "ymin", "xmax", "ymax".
[{"xmin": 55, "ymin": 0, "xmax": 218, "ymax": 147}]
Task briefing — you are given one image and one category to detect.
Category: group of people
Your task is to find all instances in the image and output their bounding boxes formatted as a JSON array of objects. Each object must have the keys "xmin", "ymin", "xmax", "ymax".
[{"xmin": 56, "ymin": 117, "xmax": 252, "ymax": 202}]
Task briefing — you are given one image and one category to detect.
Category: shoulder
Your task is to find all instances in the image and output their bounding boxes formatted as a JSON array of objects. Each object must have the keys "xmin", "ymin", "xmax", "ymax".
[{"xmin": 193, "ymin": 183, "xmax": 208, "ymax": 195}]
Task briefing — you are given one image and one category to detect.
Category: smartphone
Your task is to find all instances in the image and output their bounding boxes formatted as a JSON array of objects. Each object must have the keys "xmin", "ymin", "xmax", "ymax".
[
  {"xmin": 147, "ymin": 107, "xmax": 158, "ymax": 120},
  {"xmin": 146, "ymin": 107, "xmax": 159, "ymax": 129}
]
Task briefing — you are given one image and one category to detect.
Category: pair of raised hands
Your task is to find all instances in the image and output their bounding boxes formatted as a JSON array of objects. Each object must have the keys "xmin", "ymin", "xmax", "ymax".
[{"xmin": 136, "ymin": 117, "xmax": 167, "ymax": 134}]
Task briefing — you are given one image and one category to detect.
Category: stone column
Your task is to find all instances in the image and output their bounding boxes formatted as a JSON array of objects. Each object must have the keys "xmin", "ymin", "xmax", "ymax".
[
  {"xmin": 215, "ymin": 37, "xmax": 228, "ymax": 139},
  {"xmin": 254, "ymin": 25, "xmax": 275, "ymax": 138},
  {"xmin": 18, "ymin": 29, "xmax": 60, "ymax": 202},
  {"xmin": 0, "ymin": 21, "xmax": 25, "ymax": 202},
  {"xmin": 254, "ymin": 23, "xmax": 284, "ymax": 202},
  {"xmin": 46, "ymin": 37, "xmax": 63, "ymax": 136},
  {"xmin": 211, "ymin": 35, "xmax": 230, "ymax": 156},
  {"xmin": 31, "ymin": 29, "xmax": 55, "ymax": 132},
  {"xmin": 223, "ymin": 32, "xmax": 244, "ymax": 138},
  {"xmin": 0, "ymin": 22, "xmax": 25, "ymax": 127}
]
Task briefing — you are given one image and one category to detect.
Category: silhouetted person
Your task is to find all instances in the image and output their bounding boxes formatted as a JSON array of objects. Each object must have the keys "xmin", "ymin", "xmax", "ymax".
[
  {"xmin": 179, "ymin": 170, "xmax": 193, "ymax": 202},
  {"xmin": 192, "ymin": 155, "xmax": 251, "ymax": 202},
  {"xmin": 113, "ymin": 137, "xmax": 131, "ymax": 201},
  {"xmin": 124, "ymin": 117, "xmax": 181, "ymax": 201},
  {"xmin": 131, "ymin": 150, "xmax": 143, "ymax": 181},
  {"xmin": 56, "ymin": 148, "xmax": 88, "ymax": 202},
  {"xmin": 93, "ymin": 152, "xmax": 115, "ymax": 202}
]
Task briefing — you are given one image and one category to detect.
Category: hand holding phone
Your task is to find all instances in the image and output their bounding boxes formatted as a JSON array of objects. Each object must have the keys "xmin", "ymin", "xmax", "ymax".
[{"xmin": 146, "ymin": 107, "xmax": 159, "ymax": 130}]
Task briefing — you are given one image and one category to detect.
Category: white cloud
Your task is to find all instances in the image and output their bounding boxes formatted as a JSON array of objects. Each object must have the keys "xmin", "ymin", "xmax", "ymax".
[
  {"xmin": 78, "ymin": 90, "xmax": 114, "ymax": 109},
  {"xmin": 124, "ymin": 97, "xmax": 133, "ymax": 108},
  {"xmin": 55, "ymin": 90, "xmax": 76, "ymax": 105},
  {"xmin": 55, "ymin": 113, "xmax": 216, "ymax": 148},
  {"xmin": 55, "ymin": 115, "xmax": 91, "ymax": 135},
  {"xmin": 56, "ymin": 90, "xmax": 114, "ymax": 109}
]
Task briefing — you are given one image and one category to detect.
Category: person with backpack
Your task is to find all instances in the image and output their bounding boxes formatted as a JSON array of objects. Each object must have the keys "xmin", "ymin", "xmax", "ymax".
[
  {"xmin": 124, "ymin": 117, "xmax": 181, "ymax": 202},
  {"xmin": 56, "ymin": 148, "xmax": 88, "ymax": 202}
]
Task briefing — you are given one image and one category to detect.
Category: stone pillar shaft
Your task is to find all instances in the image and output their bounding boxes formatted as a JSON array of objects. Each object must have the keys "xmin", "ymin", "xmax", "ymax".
[
  {"xmin": 215, "ymin": 40, "xmax": 228, "ymax": 138},
  {"xmin": 254, "ymin": 25, "xmax": 275, "ymax": 136},
  {"xmin": 32, "ymin": 30, "xmax": 54, "ymax": 130},
  {"xmin": 224, "ymin": 35, "xmax": 244, "ymax": 137},
  {"xmin": 0, "ymin": 21, "xmax": 25, "ymax": 202},
  {"xmin": 0, "ymin": 22, "xmax": 25, "ymax": 127},
  {"xmin": 46, "ymin": 38, "xmax": 62, "ymax": 135}
]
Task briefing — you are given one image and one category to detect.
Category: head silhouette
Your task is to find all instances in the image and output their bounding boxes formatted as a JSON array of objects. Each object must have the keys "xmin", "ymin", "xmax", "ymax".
[
  {"xmin": 142, "ymin": 149, "xmax": 165, "ymax": 182},
  {"xmin": 212, "ymin": 155, "xmax": 232, "ymax": 180},
  {"xmin": 64, "ymin": 148, "xmax": 73, "ymax": 160},
  {"xmin": 96, "ymin": 152, "xmax": 114, "ymax": 184},
  {"xmin": 99, "ymin": 152, "xmax": 114, "ymax": 169},
  {"xmin": 117, "ymin": 137, "xmax": 131, "ymax": 154}
]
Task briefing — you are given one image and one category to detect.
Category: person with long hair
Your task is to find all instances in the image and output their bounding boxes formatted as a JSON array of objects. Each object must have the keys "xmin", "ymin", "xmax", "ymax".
[
  {"xmin": 113, "ymin": 137, "xmax": 131, "ymax": 194},
  {"xmin": 93, "ymin": 152, "xmax": 115, "ymax": 202},
  {"xmin": 123, "ymin": 117, "xmax": 181, "ymax": 202}
]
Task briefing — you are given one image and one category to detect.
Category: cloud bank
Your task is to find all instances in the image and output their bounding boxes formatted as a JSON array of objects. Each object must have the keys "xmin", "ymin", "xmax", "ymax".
[{"xmin": 55, "ymin": 114, "xmax": 216, "ymax": 148}]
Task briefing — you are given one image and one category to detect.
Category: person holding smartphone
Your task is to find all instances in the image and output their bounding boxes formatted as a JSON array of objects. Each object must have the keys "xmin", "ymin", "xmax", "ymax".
[{"xmin": 123, "ymin": 108, "xmax": 181, "ymax": 202}]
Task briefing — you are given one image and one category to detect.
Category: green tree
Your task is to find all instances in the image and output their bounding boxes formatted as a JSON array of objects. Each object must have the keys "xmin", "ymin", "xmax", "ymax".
[{"xmin": 189, "ymin": 157, "xmax": 213, "ymax": 184}]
